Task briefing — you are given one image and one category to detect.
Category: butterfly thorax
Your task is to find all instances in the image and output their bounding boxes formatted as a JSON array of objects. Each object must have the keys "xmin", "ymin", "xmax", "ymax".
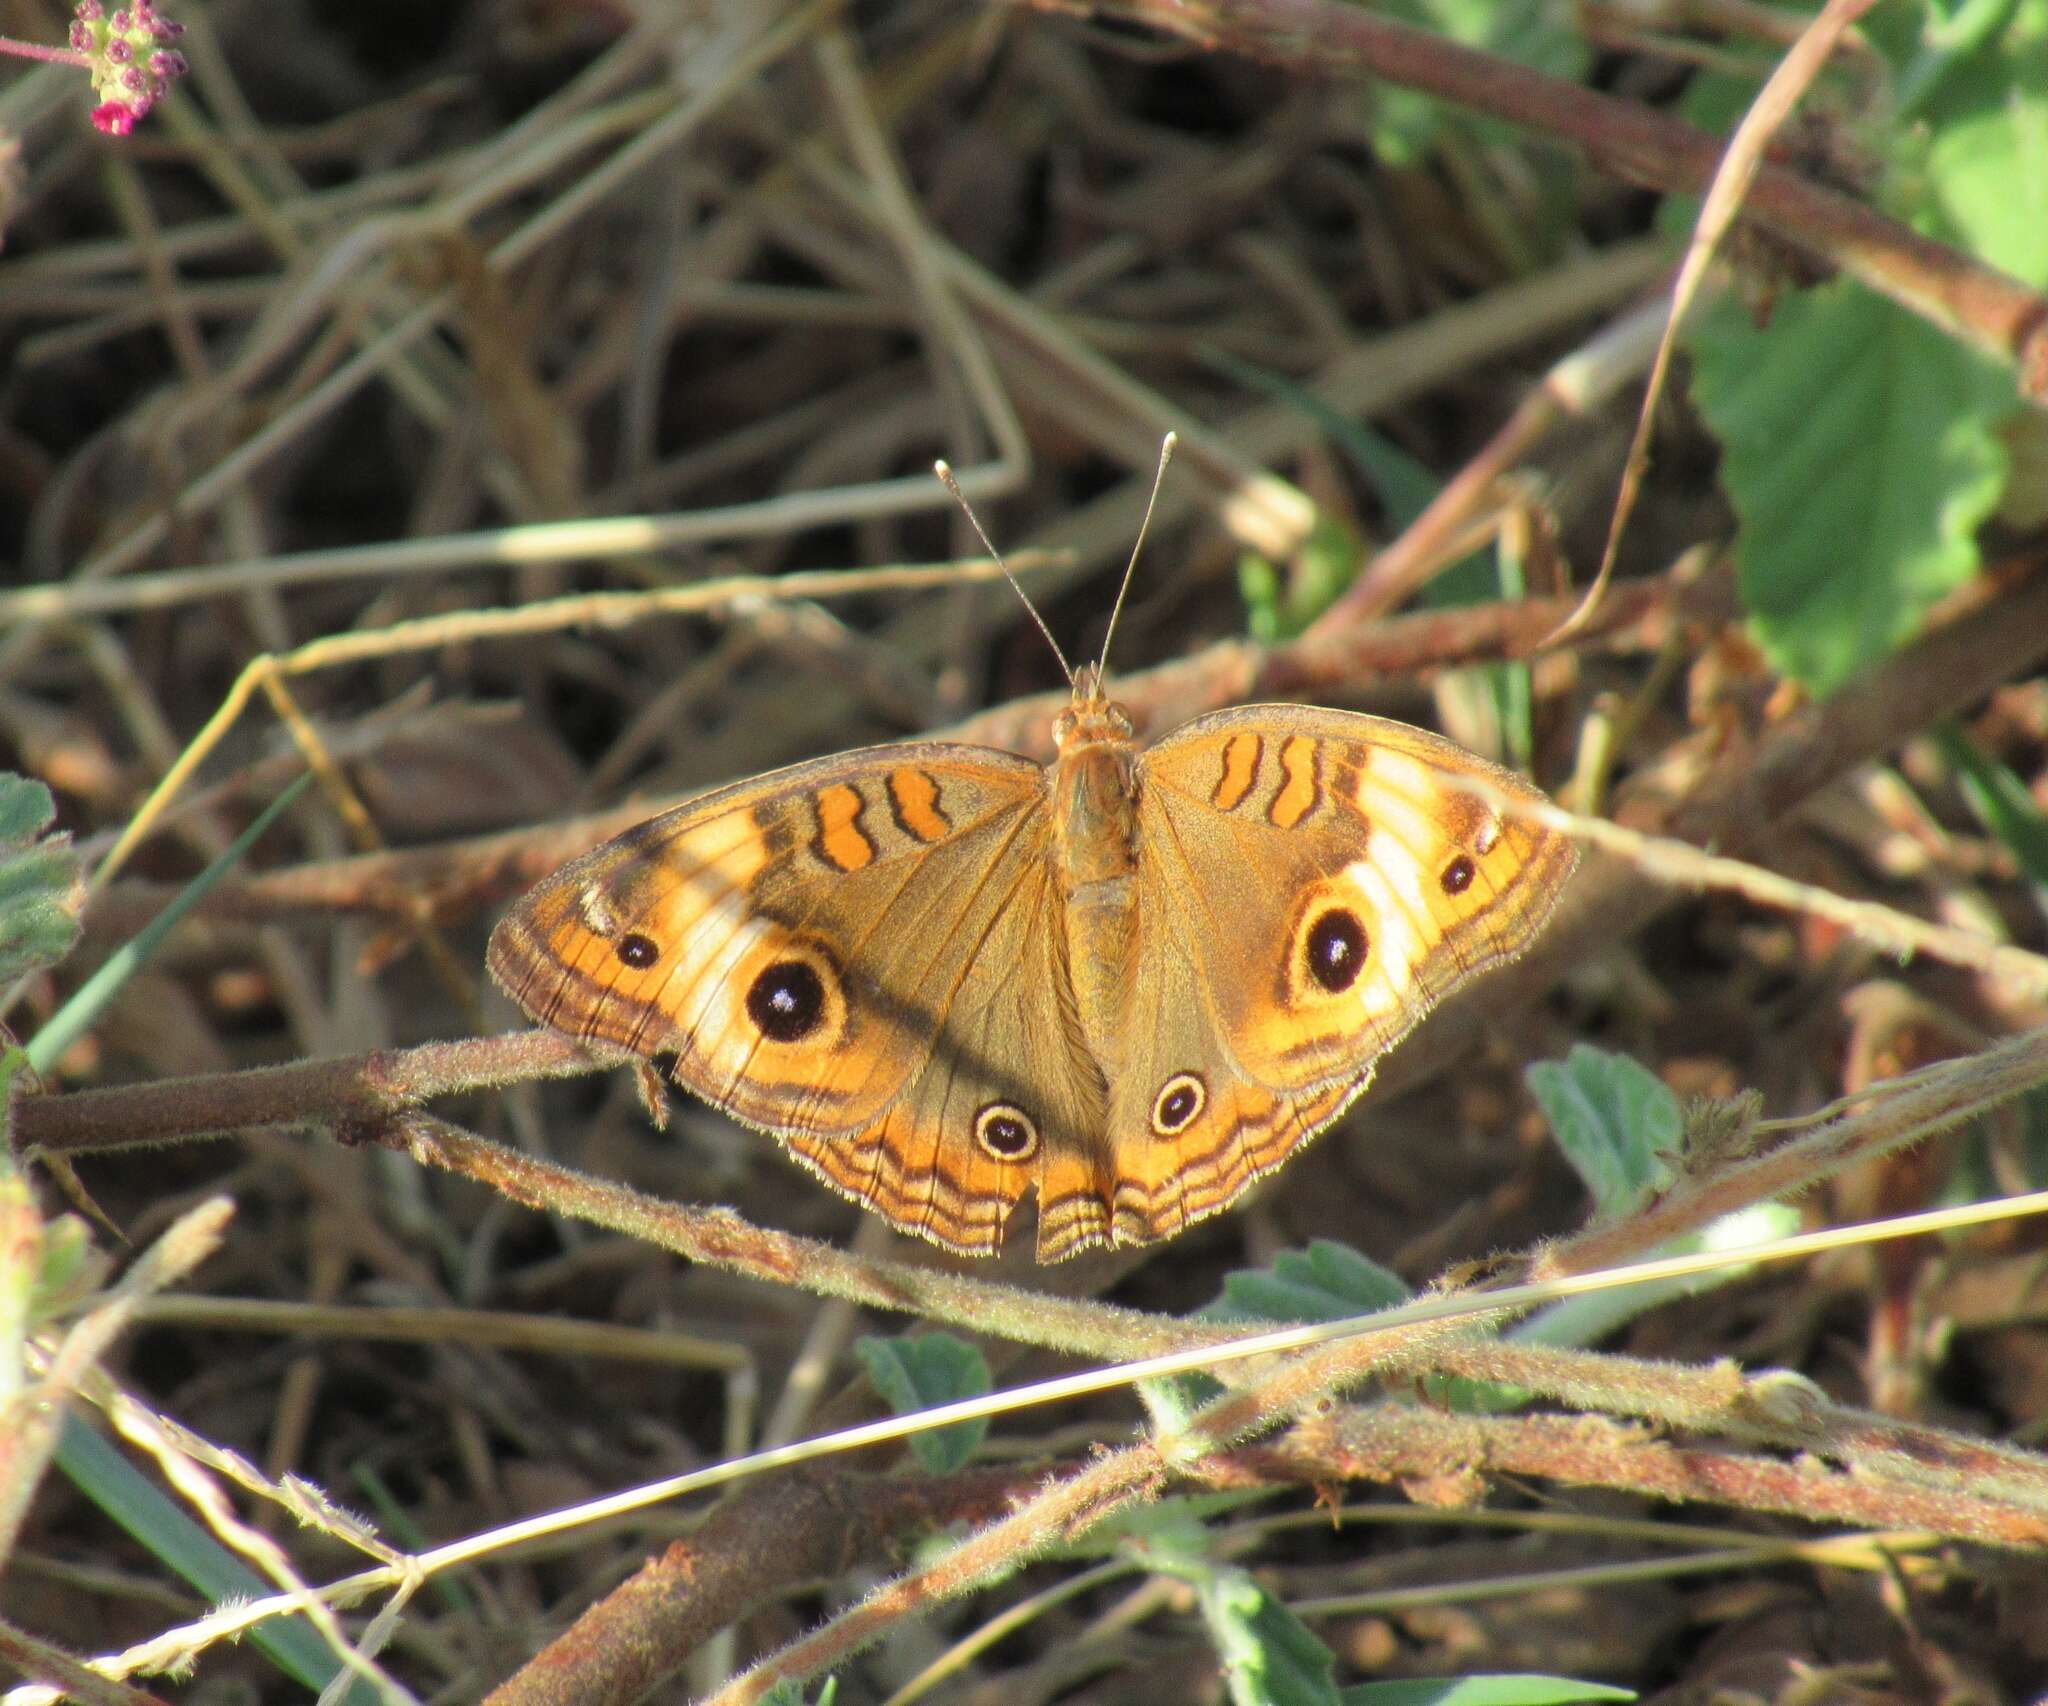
[{"xmin": 1050, "ymin": 674, "xmax": 1141, "ymax": 1076}]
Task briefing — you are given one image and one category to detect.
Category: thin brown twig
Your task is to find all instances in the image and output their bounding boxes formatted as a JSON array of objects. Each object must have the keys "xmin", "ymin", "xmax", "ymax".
[
  {"xmin": 1227, "ymin": 1408, "xmax": 2048, "ymax": 1550},
  {"xmin": 394, "ymin": 1114, "xmax": 1202, "ymax": 1365},
  {"xmin": 1552, "ymin": 0, "xmax": 1880, "ymax": 643},
  {"xmin": 707, "ymin": 1445, "xmax": 1168, "ymax": 1706},
  {"xmin": 480, "ymin": 1464, "xmax": 1065, "ymax": 1706},
  {"xmin": 1307, "ymin": 292, "xmax": 1671, "ymax": 635},
  {"xmin": 13, "ymin": 1033, "xmax": 594, "ymax": 1159},
  {"xmin": 1416, "ymin": 1338, "xmax": 2048, "ymax": 1514}
]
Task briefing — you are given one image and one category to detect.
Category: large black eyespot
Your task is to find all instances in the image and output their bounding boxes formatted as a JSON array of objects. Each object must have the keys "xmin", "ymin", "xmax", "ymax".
[
  {"xmin": 745, "ymin": 959, "xmax": 827, "ymax": 1042},
  {"xmin": 1151, "ymin": 1073, "xmax": 1206, "ymax": 1137},
  {"xmin": 974, "ymin": 1102, "xmax": 1040, "ymax": 1161},
  {"xmin": 1441, "ymin": 854, "xmax": 1476, "ymax": 895},
  {"xmin": 616, "ymin": 932, "xmax": 660, "ymax": 970},
  {"xmin": 1304, "ymin": 909, "xmax": 1368, "ymax": 993}
]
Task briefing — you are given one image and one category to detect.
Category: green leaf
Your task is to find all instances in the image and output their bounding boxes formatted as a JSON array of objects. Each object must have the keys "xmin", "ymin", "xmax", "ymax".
[
  {"xmin": 1687, "ymin": 280, "xmax": 2011, "ymax": 695},
  {"xmin": 1525, "ymin": 1045, "xmax": 1681, "ymax": 1219},
  {"xmin": 1202, "ymin": 1240, "xmax": 1412, "ymax": 1326},
  {"xmin": 853, "ymin": 1332, "xmax": 990, "ymax": 1473},
  {"xmin": 1903, "ymin": 0, "xmax": 2048, "ymax": 281},
  {"xmin": 1517, "ymin": 1048, "xmax": 1803, "ymax": 1354},
  {"xmin": 1192, "ymin": 1562, "xmax": 1341, "ymax": 1706},
  {"xmin": 0, "ymin": 774, "xmax": 83, "ymax": 985},
  {"xmin": 0, "ymin": 773, "xmax": 61, "ymax": 845},
  {"xmin": 1341, "ymin": 1676, "xmax": 1634, "ymax": 1705}
]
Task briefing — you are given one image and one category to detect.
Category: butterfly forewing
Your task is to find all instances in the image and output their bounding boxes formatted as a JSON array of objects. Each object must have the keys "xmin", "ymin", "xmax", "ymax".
[{"xmin": 1139, "ymin": 707, "xmax": 1577, "ymax": 1083}]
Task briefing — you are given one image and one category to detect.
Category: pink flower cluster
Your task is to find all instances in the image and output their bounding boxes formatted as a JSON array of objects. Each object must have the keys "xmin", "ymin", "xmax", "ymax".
[{"xmin": 70, "ymin": 0, "xmax": 186, "ymax": 135}]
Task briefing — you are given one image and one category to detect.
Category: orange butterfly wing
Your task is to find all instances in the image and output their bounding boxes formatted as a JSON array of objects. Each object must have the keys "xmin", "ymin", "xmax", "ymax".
[
  {"xmin": 1096, "ymin": 707, "xmax": 1579, "ymax": 1247},
  {"xmin": 487, "ymin": 744, "xmax": 1116, "ymax": 1255}
]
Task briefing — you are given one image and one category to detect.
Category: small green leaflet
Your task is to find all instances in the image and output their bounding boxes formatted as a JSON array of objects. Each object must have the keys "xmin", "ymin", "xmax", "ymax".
[
  {"xmin": 1168, "ymin": 1557, "xmax": 1339, "ymax": 1706},
  {"xmin": 853, "ymin": 1332, "xmax": 990, "ymax": 1473},
  {"xmin": 1524, "ymin": 1045, "xmax": 1681, "ymax": 1220},
  {"xmin": 1521, "ymin": 1046, "xmax": 1798, "ymax": 1351},
  {"xmin": 0, "ymin": 773, "xmax": 83, "ymax": 986},
  {"xmin": 1202, "ymin": 1240, "xmax": 1413, "ymax": 1326},
  {"xmin": 1160, "ymin": 1557, "xmax": 1631, "ymax": 1706}
]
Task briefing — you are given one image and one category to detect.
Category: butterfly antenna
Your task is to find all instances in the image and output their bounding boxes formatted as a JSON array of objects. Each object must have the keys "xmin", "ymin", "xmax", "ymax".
[
  {"xmin": 1097, "ymin": 431, "xmax": 1176, "ymax": 679},
  {"xmin": 935, "ymin": 459, "xmax": 1073, "ymax": 687}
]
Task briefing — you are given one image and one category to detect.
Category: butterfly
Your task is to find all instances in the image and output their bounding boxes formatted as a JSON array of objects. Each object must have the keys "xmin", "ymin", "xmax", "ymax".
[
  {"xmin": 488, "ymin": 453, "xmax": 1578, "ymax": 1260},
  {"xmin": 488, "ymin": 681, "xmax": 1581, "ymax": 1261}
]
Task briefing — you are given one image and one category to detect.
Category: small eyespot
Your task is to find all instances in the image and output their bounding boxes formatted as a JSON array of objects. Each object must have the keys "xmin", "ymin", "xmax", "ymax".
[
  {"xmin": 1151, "ymin": 1073, "xmax": 1206, "ymax": 1137},
  {"xmin": 616, "ymin": 932, "xmax": 660, "ymax": 969},
  {"xmin": 1304, "ymin": 909, "xmax": 1368, "ymax": 994},
  {"xmin": 1441, "ymin": 854, "xmax": 1476, "ymax": 896},
  {"xmin": 745, "ymin": 959, "xmax": 827, "ymax": 1042},
  {"xmin": 974, "ymin": 1102, "xmax": 1039, "ymax": 1161}
]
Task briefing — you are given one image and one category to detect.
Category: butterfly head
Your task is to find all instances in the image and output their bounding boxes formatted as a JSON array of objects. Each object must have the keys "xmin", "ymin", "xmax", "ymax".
[{"xmin": 1054, "ymin": 662, "xmax": 1134, "ymax": 752}]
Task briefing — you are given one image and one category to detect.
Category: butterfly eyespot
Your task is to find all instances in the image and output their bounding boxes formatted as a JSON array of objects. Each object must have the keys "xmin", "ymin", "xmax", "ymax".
[
  {"xmin": 615, "ymin": 932, "xmax": 660, "ymax": 970},
  {"xmin": 1151, "ymin": 1073, "xmax": 1206, "ymax": 1137},
  {"xmin": 1303, "ymin": 908, "xmax": 1368, "ymax": 993},
  {"xmin": 1440, "ymin": 854, "xmax": 1476, "ymax": 896},
  {"xmin": 974, "ymin": 1102, "xmax": 1039, "ymax": 1161},
  {"xmin": 745, "ymin": 959, "xmax": 828, "ymax": 1043}
]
